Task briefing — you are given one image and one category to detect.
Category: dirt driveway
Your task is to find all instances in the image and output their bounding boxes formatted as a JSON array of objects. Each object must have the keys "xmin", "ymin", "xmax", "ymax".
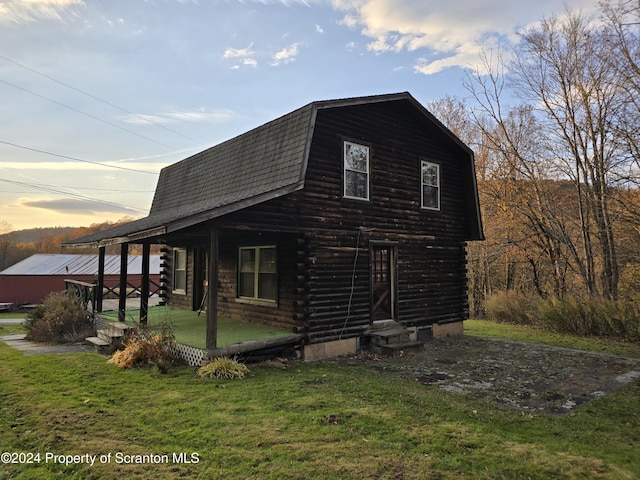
[{"xmin": 334, "ymin": 335, "xmax": 640, "ymax": 415}]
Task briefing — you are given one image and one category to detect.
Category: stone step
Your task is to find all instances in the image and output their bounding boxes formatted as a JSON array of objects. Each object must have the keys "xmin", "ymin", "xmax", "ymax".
[
  {"xmin": 97, "ymin": 329, "xmax": 126, "ymax": 341},
  {"xmin": 372, "ymin": 340, "xmax": 424, "ymax": 357},
  {"xmin": 368, "ymin": 328, "xmax": 412, "ymax": 346},
  {"xmin": 86, "ymin": 336, "xmax": 110, "ymax": 346},
  {"xmin": 86, "ymin": 336, "xmax": 111, "ymax": 353},
  {"xmin": 106, "ymin": 322, "xmax": 133, "ymax": 333}
]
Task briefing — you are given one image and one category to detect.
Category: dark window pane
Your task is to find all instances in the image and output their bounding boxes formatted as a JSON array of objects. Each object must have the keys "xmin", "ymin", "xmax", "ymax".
[
  {"xmin": 423, "ymin": 185, "xmax": 439, "ymax": 209},
  {"xmin": 258, "ymin": 273, "xmax": 277, "ymax": 300},
  {"xmin": 346, "ymin": 171, "xmax": 368, "ymax": 198},
  {"xmin": 259, "ymin": 247, "xmax": 276, "ymax": 273},
  {"xmin": 239, "ymin": 272, "xmax": 255, "ymax": 297},
  {"xmin": 239, "ymin": 249, "xmax": 255, "ymax": 273}
]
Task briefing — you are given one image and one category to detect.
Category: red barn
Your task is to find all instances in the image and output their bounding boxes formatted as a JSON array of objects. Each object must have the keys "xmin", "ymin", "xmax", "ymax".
[{"xmin": 0, "ymin": 254, "xmax": 161, "ymax": 307}]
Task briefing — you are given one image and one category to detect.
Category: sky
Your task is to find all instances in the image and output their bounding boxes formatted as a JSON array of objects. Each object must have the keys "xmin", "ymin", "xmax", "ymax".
[{"xmin": 0, "ymin": 0, "xmax": 601, "ymax": 231}]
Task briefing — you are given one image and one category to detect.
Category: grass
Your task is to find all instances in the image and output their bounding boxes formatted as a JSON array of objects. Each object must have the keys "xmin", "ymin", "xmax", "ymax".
[
  {"xmin": 1, "ymin": 321, "xmax": 639, "ymax": 479},
  {"xmin": 100, "ymin": 306, "xmax": 293, "ymax": 349},
  {"xmin": 0, "ymin": 311, "xmax": 27, "ymax": 319},
  {"xmin": 465, "ymin": 319, "xmax": 640, "ymax": 358}
]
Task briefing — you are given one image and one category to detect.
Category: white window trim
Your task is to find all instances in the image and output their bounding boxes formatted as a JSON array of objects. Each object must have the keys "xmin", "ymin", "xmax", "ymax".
[
  {"xmin": 343, "ymin": 140, "xmax": 370, "ymax": 201},
  {"xmin": 421, "ymin": 160, "xmax": 441, "ymax": 211},
  {"xmin": 237, "ymin": 245, "xmax": 278, "ymax": 305},
  {"xmin": 172, "ymin": 248, "xmax": 187, "ymax": 294}
]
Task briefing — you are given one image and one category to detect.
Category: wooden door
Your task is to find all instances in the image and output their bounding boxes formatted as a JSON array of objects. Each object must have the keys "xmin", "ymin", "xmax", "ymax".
[{"xmin": 371, "ymin": 245, "xmax": 396, "ymax": 321}]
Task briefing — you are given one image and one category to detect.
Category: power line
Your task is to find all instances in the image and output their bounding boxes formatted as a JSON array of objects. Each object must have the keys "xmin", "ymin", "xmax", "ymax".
[
  {"xmin": 0, "ymin": 78, "xmax": 176, "ymax": 149},
  {"xmin": 0, "ymin": 177, "xmax": 148, "ymax": 213},
  {"xmin": 0, "ymin": 54, "xmax": 204, "ymax": 145},
  {"xmin": 0, "ymin": 139, "xmax": 159, "ymax": 174}
]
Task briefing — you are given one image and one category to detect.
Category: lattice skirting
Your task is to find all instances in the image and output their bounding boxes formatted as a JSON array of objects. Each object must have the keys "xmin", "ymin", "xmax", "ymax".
[
  {"xmin": 172, "ymin": 343, "xmax": 206, "ymax": 366},
  {"xmin": 93, "ymin": 315, "xmax": 205, "ymax": 366}
]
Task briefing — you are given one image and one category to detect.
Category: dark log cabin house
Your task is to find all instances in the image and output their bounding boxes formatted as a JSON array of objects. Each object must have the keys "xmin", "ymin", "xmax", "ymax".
[{"xmin": 64, "ymin": 92, "xmax": 484, "ymax": 360}]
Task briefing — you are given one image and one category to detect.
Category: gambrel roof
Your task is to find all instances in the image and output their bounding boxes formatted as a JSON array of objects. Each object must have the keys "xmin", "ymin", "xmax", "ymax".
[{"xmin": 64, "ymin": 92, "xmax": 483, "ymax": 248}]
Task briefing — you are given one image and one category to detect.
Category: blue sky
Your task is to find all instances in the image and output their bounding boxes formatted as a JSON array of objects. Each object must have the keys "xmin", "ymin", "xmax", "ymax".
[{"xmin": 0, "ymin": 0, "xmax": 599, "ymax": 230}]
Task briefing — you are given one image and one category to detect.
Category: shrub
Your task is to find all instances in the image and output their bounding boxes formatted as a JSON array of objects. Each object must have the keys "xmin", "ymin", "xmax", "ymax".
[
  {"xmin": 197, "ymin": 357, "xmax": 250, "ymax": 380},
  {"xmin": 108, "ymin": 323, "xmax": 177, "ymax": 373},
  {"xmin": 25, "ymin": 291, "xmax": 93, "ymax": 343},
  {"xmin": 536, "ymin": 296, "xmax": 640, "ymax": 340},
  {"xmin": 484, "ymin": 291, "xmax": 534, "ymax": 325}
]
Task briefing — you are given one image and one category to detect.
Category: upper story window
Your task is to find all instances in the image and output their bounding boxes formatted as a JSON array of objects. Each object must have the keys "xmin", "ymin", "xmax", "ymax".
[
  {"xmin": 238, "ymin": 246, "xmax": 277, "ymax": 304},
  {"xmin": 421, "ymin": 160, "xmax": 440, "ymax": 210},
  {"xmin": 343, "ymin": 141, "xmax": 370, "ymax": 200},
  {"xmin": 173, "ymin": 248, "xmax": 187, "ymax": 294}
]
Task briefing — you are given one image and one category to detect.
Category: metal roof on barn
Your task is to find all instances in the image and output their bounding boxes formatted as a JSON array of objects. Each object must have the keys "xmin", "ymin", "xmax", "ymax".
[{"xmin": 0, "ymin": 254, "xmax": 161, "ymax": 276}]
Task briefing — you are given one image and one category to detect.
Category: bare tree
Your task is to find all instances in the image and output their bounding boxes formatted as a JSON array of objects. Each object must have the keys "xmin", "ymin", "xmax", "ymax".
[{"xmin": 465, "ymin": 6, "xmax": 640, "ymax": 300}]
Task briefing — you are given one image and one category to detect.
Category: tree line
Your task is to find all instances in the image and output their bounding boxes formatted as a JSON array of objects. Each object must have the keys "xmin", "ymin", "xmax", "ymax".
[
  {"xmin": 0, "ymin": 218, "xmax": 136, "ymax": 271},
  {"xmin": 430, "ymin": 2, "xmax": 639, "ymax": 326}
]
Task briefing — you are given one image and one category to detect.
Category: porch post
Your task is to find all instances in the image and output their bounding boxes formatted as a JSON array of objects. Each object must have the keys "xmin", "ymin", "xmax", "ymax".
[
  {"xmin": 140, "ymin": 242, "xmax": 150, "ymax": 325},
  {"xmin": 206, "ymin": 229, "xmax": 218, "ymax": 350},
  {"xmin": 96, "ymin": 246, "xmax": 105, "ymax": 313},
  {"xmin": 118, "ymin": 242, "xmax": 129, "ymax": 322}
]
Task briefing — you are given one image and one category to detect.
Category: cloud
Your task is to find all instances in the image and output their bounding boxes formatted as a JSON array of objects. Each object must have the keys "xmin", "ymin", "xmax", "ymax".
[
  {"xmin": 22, "ymin": 198, "xmax": 140, "ymax": 215},
  {"xmin": 271, "ymin": 43, "xmax": 300, "ymax": 66},
  {"xmin": 223, "ymin": 43, "xmax": 257, "ymax": 68},
  {"xmin": 331, "ymin": 0, "xmax": 600, "ymax": 75},
  {"xmin": 0, "ymin": 0, "xmax": 84, "ymax": 24},
  {"xmin": 315, "ymin": 24, "xmax": 324, "ymax": 33},
  {"xmin": 120, "ymin": 108, "xmax": 237, "ymax": 126}
]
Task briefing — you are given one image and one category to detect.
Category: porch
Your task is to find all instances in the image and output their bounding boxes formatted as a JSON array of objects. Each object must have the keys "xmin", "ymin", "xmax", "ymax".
[{"xmin": 99, "ymin": 305, "xmax": 295, "ymax": 350}]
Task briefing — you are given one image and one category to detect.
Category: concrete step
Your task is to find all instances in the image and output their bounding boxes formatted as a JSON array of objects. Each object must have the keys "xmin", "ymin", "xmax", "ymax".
[
  {"xmin": 368, "ymin": 328, "xmax": 412, "ymax": 346},
  {"xmin": 97, "ymin": 329, "xmax": 125, "ymax": 341},
  {"xmin": 106, "ymin": 322, "xmax": 133, "ymax": 334},
  {"xmin": 372, "ymin": 340, "xmax": 424, "ymax": 357},
  {"xmin": 86, "ymin": 336, "xmax": 111, "ymax": 353}
]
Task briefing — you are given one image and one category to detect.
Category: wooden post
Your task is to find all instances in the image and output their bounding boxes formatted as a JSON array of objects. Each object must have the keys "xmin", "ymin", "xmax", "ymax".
[
  {"xmin": 96, "ymin": 246, "xmax": 105, "ymax": 313},
  {"xmin": 140, "ymin": 243, "xmax": 150, "ymax": 325},
  {"xmin": 206, "ymin": 230, "xmax": 218, "ymax": 350},
  {"xmin": 118, "ymin": 243, "xmax": 129, "ymax": 323}
]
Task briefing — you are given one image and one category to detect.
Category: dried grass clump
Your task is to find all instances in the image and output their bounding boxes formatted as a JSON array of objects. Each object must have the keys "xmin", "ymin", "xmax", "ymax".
[
  {"xmin": 197, "ymin": 356, "xmax": 250, "ymax": 380},
  {"xmin": 108, "ymin": 323, "xmax": 177, "ymax": 373}
]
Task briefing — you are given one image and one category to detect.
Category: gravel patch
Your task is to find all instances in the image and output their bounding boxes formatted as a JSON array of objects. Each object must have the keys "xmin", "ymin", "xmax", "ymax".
[{"xmin": 334, "ymin": 335, "xmax": 640, "ymax": 415}]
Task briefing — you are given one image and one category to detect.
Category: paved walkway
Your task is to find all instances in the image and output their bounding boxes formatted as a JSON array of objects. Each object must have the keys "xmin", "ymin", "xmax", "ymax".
[
  {"xmin": 0, "ymin": 329, "xmax": 94, "ymax": 355},
  {"xmin": 0, "ymin": 318, "xmax": 25, "ymax": 325}
]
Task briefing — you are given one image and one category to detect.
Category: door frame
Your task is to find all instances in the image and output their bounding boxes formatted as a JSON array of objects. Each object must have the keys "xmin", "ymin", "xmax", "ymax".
[{"xmin": 369, "ymin": 241, "xmax": 398, "ymax": 323}]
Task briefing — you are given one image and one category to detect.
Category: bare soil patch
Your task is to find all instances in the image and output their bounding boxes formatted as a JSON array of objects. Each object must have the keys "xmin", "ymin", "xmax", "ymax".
[{"xmin": 334, "ymin": 335, "xmax": 640, "ymax": 415}]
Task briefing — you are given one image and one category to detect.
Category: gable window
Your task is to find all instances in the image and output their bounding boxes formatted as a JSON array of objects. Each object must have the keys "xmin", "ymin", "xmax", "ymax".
[
  {"xmin": 344, "ymin": 141, "xmax": 370, "ymax": 200},
  {"xmin": 421, "ymin": 160, "xmax": 440, "ymax": 210},
  {"xmin": 238, "ymin": 246, "xmax": 277, "ymax": 303},
  {"xmin": 173, "ymin": 248, "xmax": 187, "ymax": 293}
]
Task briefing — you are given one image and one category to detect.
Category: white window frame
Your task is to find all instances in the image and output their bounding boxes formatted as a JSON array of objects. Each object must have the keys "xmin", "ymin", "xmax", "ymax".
[
  {"xmin": 237, "ymin": 245, "xmax": 277, "ymax": 305},
  {"xmin": 421, "ymin": 160, "xmax": 441, "ymax": 211},
  {"xmin": 172, "ymin": 248, "xmax": 187, "ymax": 294},
  {"xmin": 343, "ymin": 141, "xmax": 370, "ymax": 201}
]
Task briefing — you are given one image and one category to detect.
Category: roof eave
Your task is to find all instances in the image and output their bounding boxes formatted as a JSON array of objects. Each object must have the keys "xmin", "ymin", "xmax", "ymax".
[{"xmin": 62, "ymin": 225, "xmax": 168, "ymax": 249}]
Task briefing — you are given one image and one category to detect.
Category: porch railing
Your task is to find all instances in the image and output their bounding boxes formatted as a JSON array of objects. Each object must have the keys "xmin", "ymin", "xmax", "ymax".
[{"xmin": 64, "ymin": 279, "xmax": 97, "ymax": 312}]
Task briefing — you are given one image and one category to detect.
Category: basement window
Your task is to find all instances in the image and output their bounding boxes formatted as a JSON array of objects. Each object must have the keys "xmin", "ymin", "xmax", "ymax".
[
  {"xmin": 421, "ymin": 160, "xmax": 440, "ymax": 210},
  {"xmin": 238, "ymin": 246, "xmax": 277, "ymax": 304},
  {"xmin": 344, "ymin": 141, "xmax": 370, "ymax": 200}
]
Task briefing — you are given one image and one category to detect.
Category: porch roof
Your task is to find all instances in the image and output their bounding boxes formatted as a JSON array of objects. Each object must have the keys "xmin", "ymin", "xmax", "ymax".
[{"xmin": 63, "ymin": 92, "xmax": 483, "ymax": 248}]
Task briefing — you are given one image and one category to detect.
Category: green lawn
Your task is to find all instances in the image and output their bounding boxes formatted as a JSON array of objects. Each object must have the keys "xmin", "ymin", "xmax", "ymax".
[
  {"xmin": 465, "ymin": 319, "xmax": 640, "ymax": 358},
  {"xmin": 1, "ymin": 321, "xmax": 639, "ymax": 479},
  {"xmin": 100, "ymin": 306, "xmax": 293, "ymax": 349}
]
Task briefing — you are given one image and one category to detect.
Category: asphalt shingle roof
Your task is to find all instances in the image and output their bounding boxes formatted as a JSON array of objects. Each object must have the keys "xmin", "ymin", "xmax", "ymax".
[{"xmin": 64, "ymin": 92, "xmax": 482, "ymax": 247}]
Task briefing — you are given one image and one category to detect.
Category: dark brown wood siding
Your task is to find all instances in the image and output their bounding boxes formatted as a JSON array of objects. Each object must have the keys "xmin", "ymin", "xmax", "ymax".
[
  {"xmin": 215, "ymin": 232, "xmax": 299, "ymax": 332},
  {"xmin": 208, "ymin": 102, "xmax": 473, "ymax": 343}
]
